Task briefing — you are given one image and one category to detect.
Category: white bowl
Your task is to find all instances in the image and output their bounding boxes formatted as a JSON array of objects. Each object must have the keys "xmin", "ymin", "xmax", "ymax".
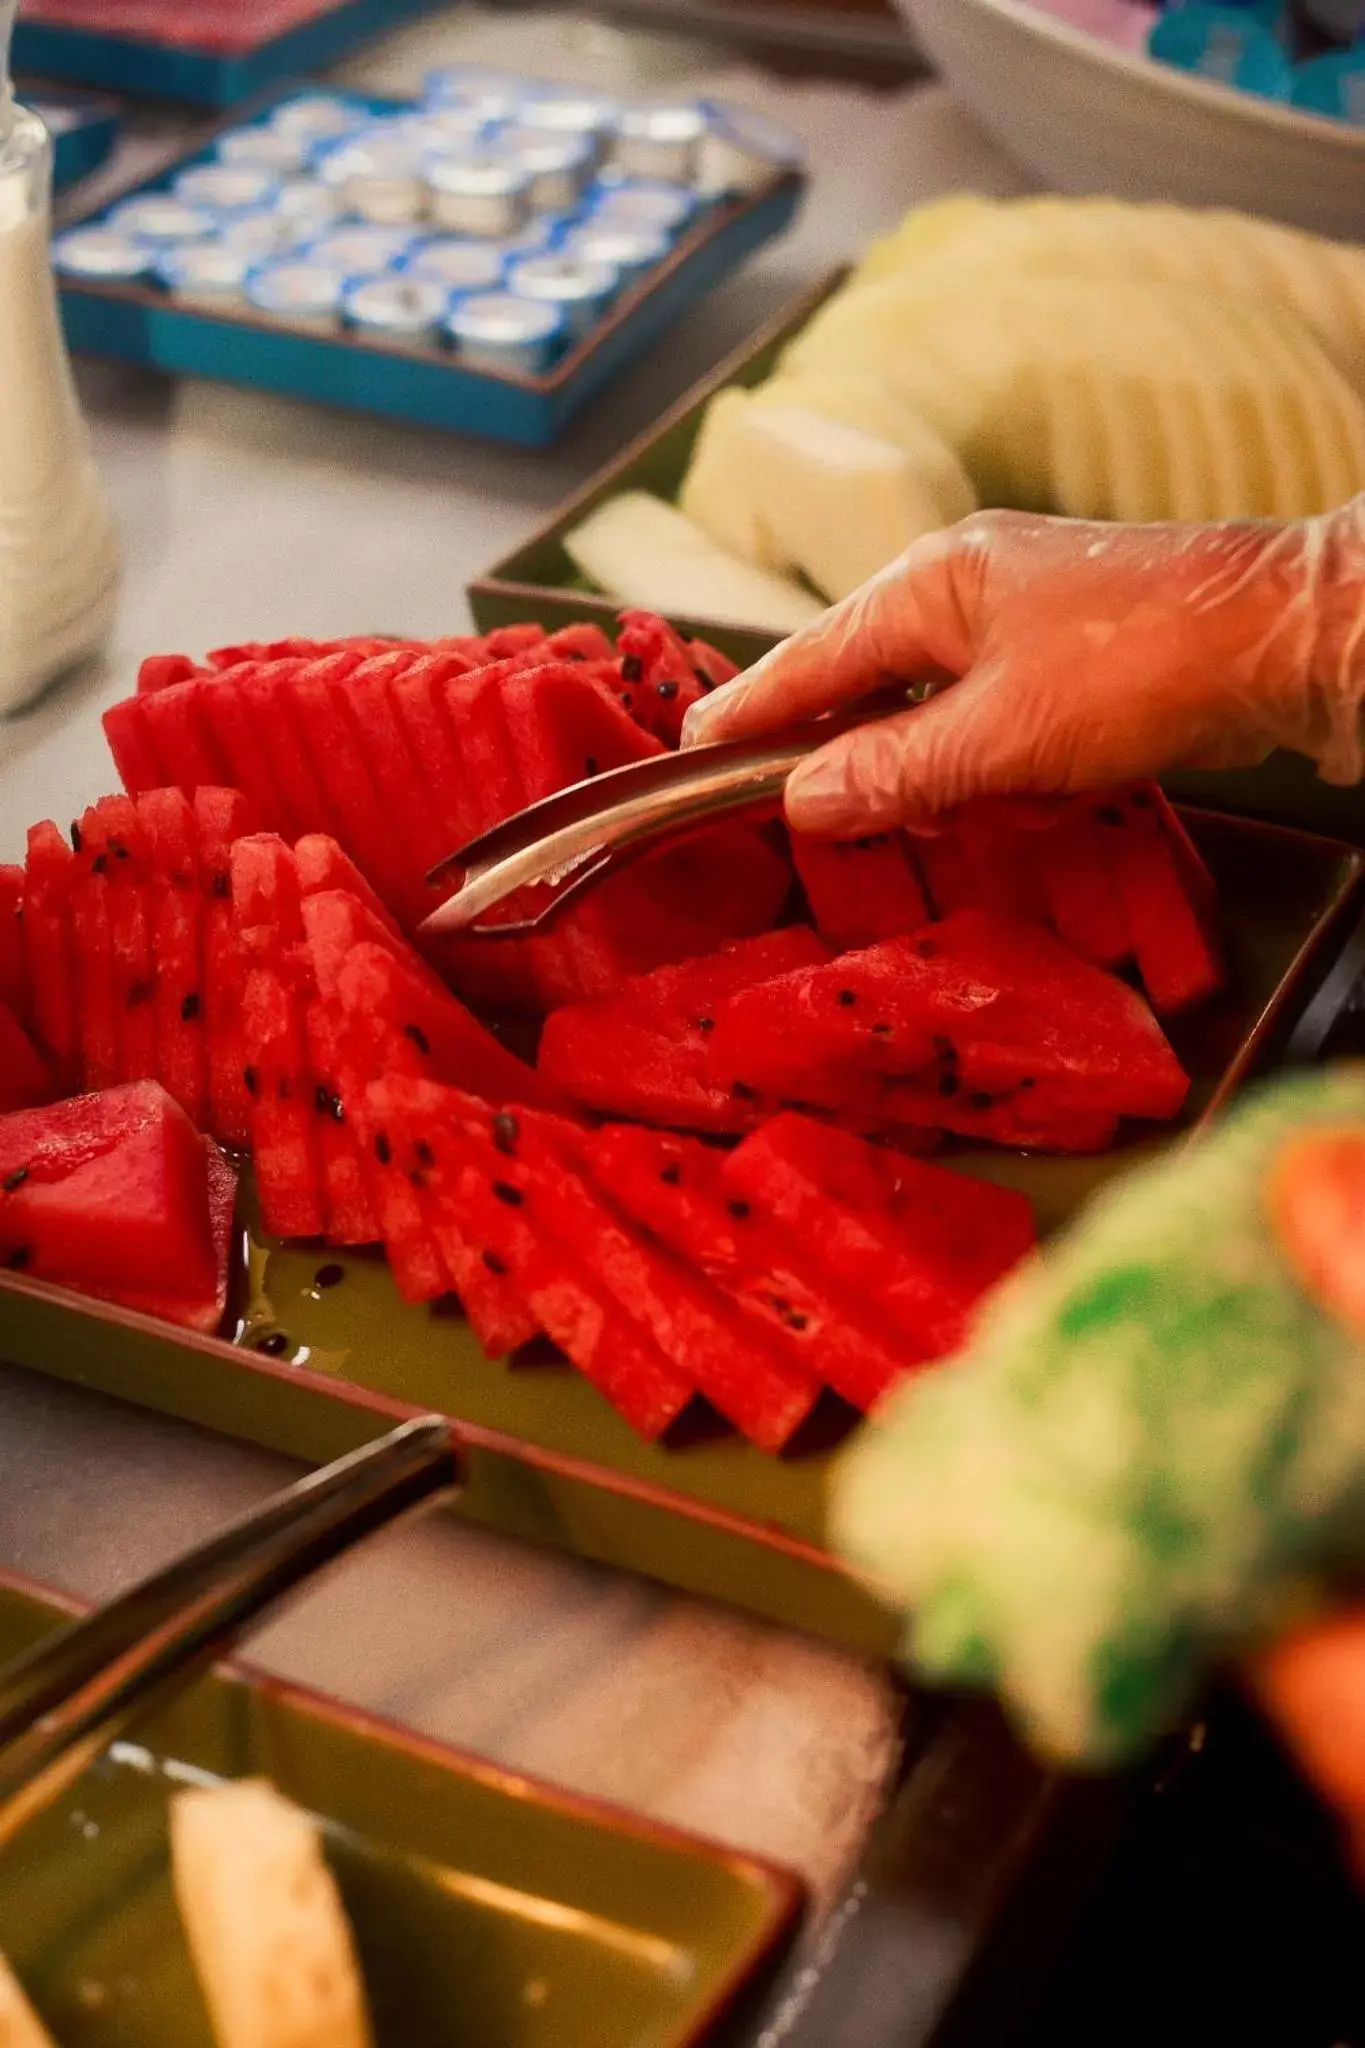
[{"xmin": 899, "ymin": 0, "xmax": 1365, "ymax": 239}]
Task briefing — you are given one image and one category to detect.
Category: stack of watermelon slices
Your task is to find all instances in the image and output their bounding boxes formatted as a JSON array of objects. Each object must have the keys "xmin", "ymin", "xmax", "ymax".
[{"xmin": 539, "ymin": 908, "xmax": 1192, "ymax": 1151}]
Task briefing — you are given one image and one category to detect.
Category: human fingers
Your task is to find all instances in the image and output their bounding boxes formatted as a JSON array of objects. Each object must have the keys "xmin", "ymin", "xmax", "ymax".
[
  {"xmin": 1249, "ymin": 1612, "xmax": 1365, "ymax": 1871},
  {"xmin": 1265, "ymin": 1128, "xmax": 1365, "ymax": 1340},
  {"xmin": 680, "ymin": 519, "xmax": 984, "ymax": 749}
]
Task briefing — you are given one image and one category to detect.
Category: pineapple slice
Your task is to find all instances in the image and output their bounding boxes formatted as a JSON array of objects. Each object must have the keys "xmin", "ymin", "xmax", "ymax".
[
  {"xmin": 563, "ymin": 491, "xmax": 823, "ymax": 632},
  {"xmin": 0, "ymin": 1956, "xmax": 56, "ymax": 2048},
  {"xmin": 171, "ymin": 1778, "xmax": 372, "ymax": 2048}
]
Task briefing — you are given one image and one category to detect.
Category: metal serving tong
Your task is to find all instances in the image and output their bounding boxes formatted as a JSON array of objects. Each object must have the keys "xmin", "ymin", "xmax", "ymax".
[
  {"xmin": 0, "ymin": 1416, "xmax": 458, "ymax": 1851},
  {"xmin": 418, "ymin": 693, "xmax": 909, "ymax": 939}
]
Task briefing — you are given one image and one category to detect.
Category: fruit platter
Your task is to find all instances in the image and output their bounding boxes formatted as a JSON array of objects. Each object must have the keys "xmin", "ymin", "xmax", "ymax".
[{"xmin": 0, "ymin": 612, "xmax": 1360, "ymax": 1652}]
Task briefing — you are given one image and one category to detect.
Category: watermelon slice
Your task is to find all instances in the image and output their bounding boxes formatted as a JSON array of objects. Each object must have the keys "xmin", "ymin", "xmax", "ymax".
[
  {"xmin": 285, "ymin": 657, "xmax": 409, "ymax": 909},
  {"xmin": 544, "ymin": 623, "xmax": 616, "ymax": 663},
  {"xmin": 234, "ymin": 660, "xmax": 340, "ymax": 845},
  {"xmin": 710, "ymin": 910, "xmax": 1190, "ymax": 1130},
  {"xmin": 360, "ymin": 1078, "xmax": 540, "ymax": 1357},
  {"xmin": 685, "ymin": 636, "xmax": 739, "ymax": 694},
  {"xmin": 615, "ymin": 611, "xmax": 710, "ymax": 746},
  {"xmin": 137, "ymin": 653, "xmax": 203, "ymax": 694},
  {"xmin": 194, "ymin": 789, "xmax": 257, "ymax": 1149},
  {"xmin": 342, "ymin": 652, "xmax": 450, "ymax": 922},
  {"xmin": 874, "ymin": 1078, "xmax": 1120, "ymax": 1153},
  {"xmin": 196, "ymin": 671, "xmax": 297, "ymax": 834},
  {"xmin": 583, "ymin": 1122, "xmax": 904, "ymax": 1411},
  {"xmin": 23, "ymin": 822, "xmax": 79, "ymax": 1086},
  {"xmin": 138, "ymin": 788, "xmax": 209, "ymax": 1130},
  {"xmin": 79, "ymin": 796, "xmax": 157, "ymax": 1090},
  {"xmin": 1034, "ymin": 804, "xmax": 1130, "ymax": 969},
  {"xmin": 0, "ymin": 866, "xmax": 28, "ymax": 1024},
  {"xmin": 0, "ymin": 1081, "xmax": 219, "ymax": 1298},
  {"xmin": 0, "ymin": 1004, "xmax": 54, "ymax": 1113},
  {"xmin": 1096, "ymin": 787, "xmax": 1223, "ymax": 1014},
  {"xmin": 502, "ymin": 1109, "xmax": 817, "ymax": 1450},
  {"xmin": 537, "ymin": 928, "xmax": 833, "ymax": 1130},
  {"xmin": 241, "ymin": 961, "xmax": 325, "ymax": 1241},
  {"xmin": 722, "ymin": 1114, "xmax": 1036, "ymax": 1359},
  {"xmin": 792, "ymin": 832, "xmax": 929, "ymax": 948},
  {"xmin": 113, "ymin": 1140, "xmax": 239, "ymax": 1333},
  {"xmin": 294, "ymin": 834, "xmax": 400, "ymax": 934},
  {"xmin": 303, "ymin": 1001, "xmax": 379, "ymax": 1246},
  {"xmin": 71, "ymin": 861, "xmax": 118, "ymax": 1095}
]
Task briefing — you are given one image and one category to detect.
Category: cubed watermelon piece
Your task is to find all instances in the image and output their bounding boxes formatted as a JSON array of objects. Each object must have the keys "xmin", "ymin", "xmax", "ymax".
[
  {"xmin": 22, "ymin": 822, "xmax": 78, "ymax": 1084},
  {"xmin": 138, "ymin": 788, "xmax": 209, "ymax": 1130},
  {"xmin": 194, "ymin": 790, "xmax": 257, "ymax": 1149},
  {"xmin": 111, "ymin": 1139, "xmax": 238, "ymax": 1333},
  {"xmin": 504, "ymin": 1110, "xmax": 817, "ymax": 1450},
  {"xmin": 0, "ymin": 1003, "xmax": 54, "ymax": 1113},
  {"xmin": 792, "ymin": 832, "xmax": 930, "ymax": 948},
  {"xmin": 615, "ymin": 611, "xmax": 710, "ymax": 746},
  {"xmin": 1096, "ymin": 787, "xmax": 1223, "ymax": 1015},
  {"xmin": 583, "ymin": 1122, "xmax": 903, "ymax": 1411},
  {"xmin": 0, "ymin": 866, "xmax": 28, "ymax": 1024},
  {"xmin": 711, "ymin": 910, "xmax": 1190, "ymax": 1127},
  {"xmin": 241, "ymin": 962, "xmax": 325, "ymax": 1241},
  {"xmin": 723, "ymin": 1114, "xmax": 1036, "ymax": 1360},
  {"xmin": 537, "ymin": 929, "xmax": 833, "ymax": 1130},
  {"xmin": 0, "ymin": 1081, "xmax": 218, "ymax": 1298},
  {"xmin": 303, "ymin": 1002, "xmax": 379, "ymax": 1246}
]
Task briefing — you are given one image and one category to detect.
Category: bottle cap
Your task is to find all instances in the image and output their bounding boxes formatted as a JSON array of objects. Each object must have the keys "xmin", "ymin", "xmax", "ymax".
[
  {"xmin": 315, "ymin": 131, "xmax": 428, "ymax": 223},
  {"xmin": 269, "ymin": 93, "xmax": 369, "ymax": 147},
  {"xmin": 514, "ymin": 84, "xmax": 620, "ymax": 143},
  {"xmin": 425, "ymin": 147, "xmax": 533, "ymax": 236},
  {"xmin": 271, "ymin": 176, "xmax": 342, "ymax": 234},
  {"xmin": 218, "ymin": 209, "xmax": 302, "ymax": 260},
  {"xmin": 493, "ymin": 125, "xmax": 593, "ymax": 210},
  {"xmin": 53, "ymin": 226, "xmax": 157, "ymax": 282}
]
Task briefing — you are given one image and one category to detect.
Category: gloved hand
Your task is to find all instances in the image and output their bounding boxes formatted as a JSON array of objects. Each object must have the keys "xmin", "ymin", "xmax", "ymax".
[{"xmin": 681, "ymin": 499, "xmax": 1365, "ymax": 835}]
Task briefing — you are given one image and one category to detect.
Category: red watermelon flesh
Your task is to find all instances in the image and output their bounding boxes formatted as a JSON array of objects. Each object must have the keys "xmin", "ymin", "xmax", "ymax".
[
  {"xmin": 139, "ymin": 789, "xmax": 209, "ymax": 1131},
  {"xmin": 544, "ymin": 623, "xmax": 616, "ymax": 663},
  {"xmin": 230, "ymin": 833, "xmax": 304, "ymax": 954},
  {"xmin": 475, "ymin": 624, "xmax": 546, "ymax": 660},
  {"xmin": 615, "ymin": 611, "xmax": 709, "ymax": 746},
  {"xmin": 792, "ymin": 832, "xmax": 930, "ymax": 948},
  {"xmin": 287, "ymin": 659, "xmax": 410, "ymax": 911},
  {"xmin": 583, "ymin": 1122, "xmax": 903, "ymax": 1411},
  {"xmin": 22, "ymin": 823, "xmax": 78, "ymax": 1085},
  {"xmin": 342, "ymin": 654, "xmax": 449, "ymax": 921},
  {"xmin": 294, "ymin": 834, "xmax": 400, "ymax": 935},
  {"xmin": 81, "ymin": 796, "xmax": 157, "ymax": 1089},
  {"xmin": 196, "ymin": 672, "xmax": 297, "ymax": 833},
  {"xmin": 0, "ymin": 866, "xmax": 28, "ymax": 1024},
  {"xmin": 72, "ymin": 866, "xmax": 118, "ymax": 1094},
  {"xmin": 121, "ymin": 678, "xmax": 231, "ymax": 794},
  {"xmin": 876, "ymin": 1078, "xmax": 1119, "ymax": 1154},
  {"xmin": 303, "ymin": 1002, "xmax": 379, "ymax": 1245},
  {"xmin": 241, "ymin": 960, "xmax": 325, "ymax": 1241},
  {"xmin": 236, "ymin": 661, "xmax": 341, "ymax": 844},
  {"xmin": 722, "ymin": 1114, "xmax": 1036, "ymax": 1359},
  {"xmin": 685, "ymin": 636, "xmax": 739, "ymax": 693},
  {"xmin": 711, "ymin": 911, "xmax": 1190, "ymax": 1125},
  {"xmin": 194, "ymin": 790, "xmax": 257, "ymax": 1149},
  {"xmin": 360, "ymin": 1079, "xmax": 539, "ymax": 1357},
  {"xmin": 137, "ymin": 653, "xmax": 204, "ymax": 694},
  {"xmin": 388, "ymin": 654, "xmax": 483, "ymax": 861},
  {"xmin": 324, "ymin": 1006, "xmax": 447, "ymax": 1302},
  {"xmin": 505, "ymin": 1110, "xmax": 817, "ymax": 1450},
  {"xmin": 591, "ymin": 825, "xmax": 794, "ymax": 990},
  {"xmin": 0, "ymin": 1081, "xmax": 218, "ymax": 1297},
  {"xmin": 112, "ymin": 1139, "xmax": 238, "ymax": 1333},
  {"xmin": 537, "ymin": 928, "xmax": 833, "ymax": 1130},
  {"xmin": 102, "ymin": 693, "xmax": 168, "ymax": 795},
  {"xmin": 0, "ymin": 1004, "xmax": 54, "ymax": 1113},
  {"xmin": 1034, "ymin": 804, "xmax": 1130, "ymax": 968},
  {"xmin": 1096, "ymin": 788, "xmax": 1223, "ymax": 1015}
]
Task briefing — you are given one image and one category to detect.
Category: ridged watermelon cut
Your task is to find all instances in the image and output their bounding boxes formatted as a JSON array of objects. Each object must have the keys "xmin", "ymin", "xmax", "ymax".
[
  {"xmin": 0, "ymin": 1004, "xmax": 54, "ymax": 1114},
  {"xmin": 0, "ymin": 866, "xmax": 28, "ymax": 1026}
]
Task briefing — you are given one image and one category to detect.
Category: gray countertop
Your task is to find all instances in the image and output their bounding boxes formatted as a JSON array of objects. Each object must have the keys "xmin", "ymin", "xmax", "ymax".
[{"xmin": 0, "ymin": 5, "xmax": 1030, "ymax": 1917}]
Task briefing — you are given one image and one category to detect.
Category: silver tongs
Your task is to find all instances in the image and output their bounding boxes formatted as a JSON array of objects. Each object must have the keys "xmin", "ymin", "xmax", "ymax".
[
  {"xmin": 418, "ymin": 694, "xmax": 907, "ymax": 939},
  {"xmin": 0, "ymin": 1417, "xmax": 458, "ymax": 1850}
]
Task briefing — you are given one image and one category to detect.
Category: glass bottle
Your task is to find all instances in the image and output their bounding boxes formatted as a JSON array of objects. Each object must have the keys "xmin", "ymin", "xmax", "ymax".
[{"xmin": 0, "ymin": 0, "xmax": 120, "ymax": 711}]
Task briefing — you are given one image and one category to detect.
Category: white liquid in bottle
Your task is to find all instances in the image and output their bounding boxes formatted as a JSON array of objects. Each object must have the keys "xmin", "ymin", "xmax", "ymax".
[{"xmin": 0, "ymin": 6, "xmax": 120, "ymax": 712}]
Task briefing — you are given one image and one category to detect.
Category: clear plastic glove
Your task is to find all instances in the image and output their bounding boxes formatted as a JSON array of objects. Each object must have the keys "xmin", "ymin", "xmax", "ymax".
[{"xmin": 680, "ymin": 500, "xmax": 1365, "ymax": 835}]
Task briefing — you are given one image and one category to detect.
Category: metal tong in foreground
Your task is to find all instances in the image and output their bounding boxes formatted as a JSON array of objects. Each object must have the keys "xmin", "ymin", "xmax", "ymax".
[
  {"xmin": 418, "ymin": 693, "xmax": 908, "ymax": 939},
  {"xmin": 0, "ymin": 1417, "xmax": 459, "ymax": 1851}
]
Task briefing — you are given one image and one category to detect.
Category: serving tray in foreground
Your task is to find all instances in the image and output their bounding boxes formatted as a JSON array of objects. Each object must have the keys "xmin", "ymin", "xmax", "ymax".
[
  {"xmin": 0, "ymin": 1570, "xmax": 798, "ymax": 2045},
  {"xmin": 0, "ymin": 810, "xmax": 1360, "ymax": 1657}
]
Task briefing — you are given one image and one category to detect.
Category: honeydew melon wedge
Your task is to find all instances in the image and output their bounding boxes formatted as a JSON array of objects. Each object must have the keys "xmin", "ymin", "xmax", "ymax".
[{"xmin": 563, "ymin": 491, "xmax": 823, "ymax": 633}]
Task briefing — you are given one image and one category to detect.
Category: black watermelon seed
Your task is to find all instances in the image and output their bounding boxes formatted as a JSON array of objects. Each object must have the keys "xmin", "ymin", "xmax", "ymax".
[
  {"xmin": 128, "ymin": 980, "xmax": 154, "ymax": 1008},
  {"xmin": 932, "ymin": 1035, "xmax": 958, "ymax": 1061},
  {"xmin": 314, "ymin": 1084, "xmax": 332, "ymax": 1115},
  {"xmin": 374, "ymin": 1133, "xmax": 392, "ymax": 1165},
  {"xmin": 1095, "ymin": 805, "xmax": 1124, "ymax": 827},
  {"xmin": 181, "ymin": 991, "xmax": 201, "ymax": 1022},
  {"xmin": 481, "ymin": 1248, "xmax": 508, "ymax": 1276},
  {"xmin": 1019, "ymin": 1076, "xmax": 1036, "ymax": 1090},
  {"xmin": 492, "ymin": 1180, "xmax": 523, "ymax": 1207},
  {"xmin": 731, "ymin": 1080, "xmax": 758, "ymax": 1102},
  {"xmin": 91, "ymin": 854, "xmax": 107, "ymax": 876},
  {"xmin": 110, "ymin": 840, "xmax": 129, "ymax": 861},
  {"xmin": 564, "ymin": 649, "xmax": 586, "ymax": 662},
  {"xmin": 243, "ymin": 1066, "xmax": 260, "ymax": 1097},
  {"xmin": 835, "ymin": 989, "xmax": 857, "ymax": 1007},
  {"xmin": 2, "ymin": 1167, "xmax": 29, "ymax": 1194},
  {"xmin": 693, "ymin": 665, "xmax": 714, "ymax": 690},
  {"xmin": 275, "ymin": 1077, "xmax": 291, "ymax": 1101},
  {"xmin": 408, "ymin": 1168, "xmax": 427, "ymax": 1190},
  {"xmin": 937, "ymin": 1072, "xmax": 960, "ymax": 1097},
  {"xmin": 69, "ymin": 821, "xmax": 83, "ymax": 852},
  {"xmin": 314, "ymin": 1264, "xmax": 344, "ymax": 1290},
  {"xmin": 695, "ymin": 1016, "xmax": 714, "ymax": 1034},
  {"xmin": 969, "ymin": 1092, "xmax": 993, "ymax": 1111},
  {"xmin": 212, "ymin": 871, "xmax": 230, "ymax": 898},
  {"xmin": 726, "ymin": 1198, "xmax": 750, "ymax": 1220},
  {"xmin": 491, "ymin": 1112, "xmax": 520, "ymax": 1156},
  {"xmin": 871, "ymin": 1022, "xmax": 893, "ymax": 1036},
  {"xmin": 621, "ymin": 692, "xmax": 633, "ymax": 710},
  {"xmin": 584, "ymin": 756, "xmax": 598, "ymax": 777},
  {"xmin": 415, "ymin": 1139, "xmax": 435, "ymax": 1168},
  {"xmin": 786, "ymin": 1310, "xmax": 809, "ymax": 1333},
  {"xmin": 659, "ymin": 1163, "xmax": 683, "ymax": 1186},
  {"xmin": 656, "ymin": 679, "xmax": 679, "ymax": 701},
  {"xmin": 256, "ymin": 1331, "xmax": 289, "ymax": 1356},
  {"xmin": 403, "ymin": 1022, "xmax": 431, "ymax": 1055},
  {"xmin": 620, "ymin": 654, "xmax": 644, "ymax": 683},
  {"xmin": 5, "ymin": 1246, "xmax": 30, "ymax": 1270}
]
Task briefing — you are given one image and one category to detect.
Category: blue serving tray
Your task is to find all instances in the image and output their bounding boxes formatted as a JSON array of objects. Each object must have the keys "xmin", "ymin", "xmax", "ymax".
[
  {"xmin": 14, "ymin": 0, "xmax": 440, "ymax": 107},
  {"xmin": 23, "ymin": 83, "xmax": 120, "ymax": 188},
  {"xmin": 55, "ymin": 86, "xmax": 806, "ymax": 449}
]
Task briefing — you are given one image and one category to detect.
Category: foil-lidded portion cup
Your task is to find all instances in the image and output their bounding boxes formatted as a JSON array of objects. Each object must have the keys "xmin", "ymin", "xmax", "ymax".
[
  {"xmin": 444, "ymin": 289, "xmax": 565, "ymax": 375},
  {"xmin": 244, "ymin": 256, "xmax": 348, "ymax": 335},
  {"xmin": 343, "ymin": 273, "xmax": 450, "ymax": 350},
  {"xmin": 425, "ymin": 146, "xmax": 533, "ymax": 237},
  {"xmin": 611, "ymin": 99, "xmax": 707, "ymax": 184},
  {"xmin": 505, "ymin": 251, "xmax": 618, "ymax": 337}
]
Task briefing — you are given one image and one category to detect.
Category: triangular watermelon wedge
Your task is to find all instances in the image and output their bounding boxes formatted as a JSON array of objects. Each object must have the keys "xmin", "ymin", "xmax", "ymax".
[
  {"xmin": 112, "ymin": 1139, "xmax": 238, "ymax": 1334},
  {"xmin": 1096, "ymin": 787, "xmax": 1223, "ymax": 1014},
  {"xmin": 615, "ymin": 611, "xmax": 710, "ymax": 746},
  {"xmin": 792, "ymin": 832, "xmax": 929, "ymax": 948},
  {"xmin": 583, "ymin": 1122, "xmax": 902, "ymax": 1411}
]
